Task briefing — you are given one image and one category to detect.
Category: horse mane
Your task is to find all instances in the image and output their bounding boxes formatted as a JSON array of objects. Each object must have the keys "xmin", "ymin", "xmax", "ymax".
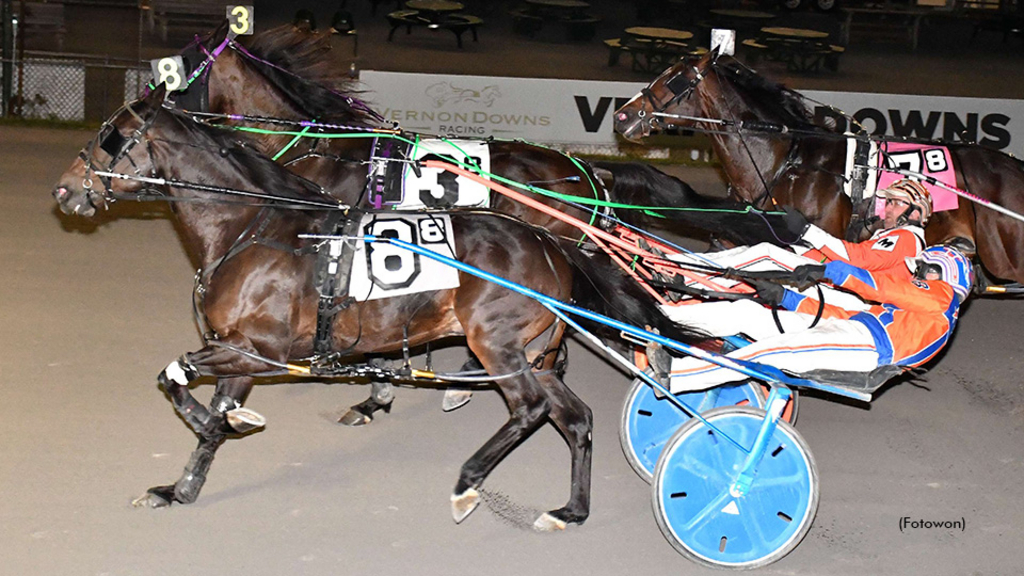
[
  {"xmin": 716, "ymin": 59, "xmax": 827, "ymax": 132},
  {"xmin": 240, "ymin": 24, "xmax": 379, "ymax": 126},
  {"xmin": 166, "ymin": 105, "xmax": 328, "ymax": 200}
]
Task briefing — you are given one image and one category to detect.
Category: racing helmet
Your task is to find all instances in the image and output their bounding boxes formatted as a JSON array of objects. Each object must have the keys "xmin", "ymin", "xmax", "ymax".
[
  {"xmin": 906, "ymin": 245, "xmax": 974, "ymax": 300},
  {"xmin": 882, "ymin": 179, "xmax": 933, "ymax": 225}
]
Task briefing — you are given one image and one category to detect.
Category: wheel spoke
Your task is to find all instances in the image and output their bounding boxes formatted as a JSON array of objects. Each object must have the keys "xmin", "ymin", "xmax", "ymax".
[
  {"xmin": 676, "ymin": 448, "xmax": 728, "ymax": 486},
  {"xmin": 639, "ymin": 426, "xmax": 679, "ymax": 456},
  {"xmin": 681, "ymin": 486, "xmax": 733, "ymax": 532},
  {"xmin": 748, "ymin": 471, "xmax": 807, "ymax": 490}
]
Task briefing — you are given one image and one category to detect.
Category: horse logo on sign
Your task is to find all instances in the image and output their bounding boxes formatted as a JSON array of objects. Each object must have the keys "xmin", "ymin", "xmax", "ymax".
[{"xmin": 424, "ymin": 82, "xmax": 502, "ymax": 108}]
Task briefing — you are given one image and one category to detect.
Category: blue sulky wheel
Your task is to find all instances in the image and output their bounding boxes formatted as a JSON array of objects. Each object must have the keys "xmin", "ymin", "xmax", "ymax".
[
  {"xmin": 619, "ymin": 376, "xmax": 766, "ymax": 483},
  {"xmin": 651, "ymin": 406, "xmax": 819, "ymax": 569}
]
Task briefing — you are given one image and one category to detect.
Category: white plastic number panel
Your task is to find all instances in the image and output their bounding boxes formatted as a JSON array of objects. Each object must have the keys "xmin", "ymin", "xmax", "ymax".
[
  {"xmin": 349, "ymin": 214, "xmax": 460, "ymax": 302},
  {"xmin": 398, "ymin": 139, "xmax": 491, "ymax": 209}
]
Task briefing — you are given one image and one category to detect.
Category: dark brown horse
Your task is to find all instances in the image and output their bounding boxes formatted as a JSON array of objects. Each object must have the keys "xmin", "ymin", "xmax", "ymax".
[
  {"xmin": 171, "ymin": 24, "xmax": 768, "ymax": 239},
  {"xmin": 614, "ymin": 53, "xmax": 1024, "ymax": 287},
  {"xmin": 164, "ymin": 23, "xmax": 759, "ymax": 417},
  {"xmin": 52, "ymin": 87, "xmax": 701, "ymax": 529},
  {"xmin": 172, "ymin": 23, "xmax": 606, "ymax": 236}
]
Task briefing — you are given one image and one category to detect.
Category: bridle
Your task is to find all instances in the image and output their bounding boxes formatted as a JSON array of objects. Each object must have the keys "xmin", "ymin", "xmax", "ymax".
[
  {"xmin": 78, "ymin": 101, "xmax": 160, "ymax": 203},
  {"xmin": 634, "ymin": 57, "xmax": 716, "ymax": 133}
]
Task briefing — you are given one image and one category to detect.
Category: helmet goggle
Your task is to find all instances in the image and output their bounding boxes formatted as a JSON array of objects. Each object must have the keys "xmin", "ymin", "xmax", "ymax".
[{"xmin": 905, "ymin": 245, "xmax": 973, "ymax": 300}]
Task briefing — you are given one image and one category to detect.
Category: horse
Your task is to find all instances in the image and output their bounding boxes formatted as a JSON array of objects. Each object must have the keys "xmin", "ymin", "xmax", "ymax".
[
  {"xmin": 613, "ymin": 52, "xmax": 1024, "ymax": 288},
  {"xmin": 171, "ymin": 24, "xmax": 771, "ymax": 240},
  {"xmin": 165, "ymin": 23, "xmax": 760, "ymax": 417},
  {"xmin": 52, "ymin": 86, "xmax": 703, "ymax": 529}
]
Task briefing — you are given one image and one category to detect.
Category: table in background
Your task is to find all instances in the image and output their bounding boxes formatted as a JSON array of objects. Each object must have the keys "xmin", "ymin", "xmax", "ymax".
[
  {"xmin": 746, "ymin": 26, "xmax": 842, "ymax": 73},
  {"xmin": 706, "ymin": 9, "xmax": 777, "ymax": 35},
  {"xmin": 387, "ymin": 0, "xmax": 483, "ymax": 48},
  {"xmin": 840, "ymin": 7, "xmax": 930, "ymax": 50},
  {"xmin": 607, "ymin": 26, "xmax": 700, "ymax": 74},
  {"xmin": 405, "ymin": 0, "xmax": 464, "ymax": 22},
  {"xmin": 512, "ymin": 0, "xmax": 600, "ymax": 41}
]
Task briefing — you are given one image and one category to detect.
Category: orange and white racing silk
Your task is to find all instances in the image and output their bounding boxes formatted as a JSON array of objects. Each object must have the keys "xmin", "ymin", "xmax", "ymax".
[
  {"xmin": 667, "ymin": 261, "xmax": 961, "ymax": 393},
  {"xmin": 784, "ymin": 261, "xmax": 961, "ymax": 367},
  {"xmin": 797, "ymin": 224, "xmax": 925, "ymax": 273}
]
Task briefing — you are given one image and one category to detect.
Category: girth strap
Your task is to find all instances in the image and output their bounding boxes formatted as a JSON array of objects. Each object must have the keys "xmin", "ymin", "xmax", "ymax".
[{"xmin": 313, "ymin": 212, "xmax": 360, "ymax": 355}]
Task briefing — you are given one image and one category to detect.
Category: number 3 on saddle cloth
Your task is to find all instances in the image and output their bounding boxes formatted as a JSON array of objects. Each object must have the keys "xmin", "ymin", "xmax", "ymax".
[
  {"xmin": 364, "ymin": 137, "xmax": 491, "ymax": 210},
  {"xmin": 843, "ymin": 139, "xmax": 959, "ymax": 218}
]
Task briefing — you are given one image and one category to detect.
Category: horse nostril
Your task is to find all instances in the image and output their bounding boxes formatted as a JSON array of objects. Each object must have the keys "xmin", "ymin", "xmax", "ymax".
[
  {"xmin": 616, "ymin": 112, "xmax": 628, "ymax": 121},
  {"xmin": 54, "ymin": 187, "xmax": 69, "ymax": 200}
]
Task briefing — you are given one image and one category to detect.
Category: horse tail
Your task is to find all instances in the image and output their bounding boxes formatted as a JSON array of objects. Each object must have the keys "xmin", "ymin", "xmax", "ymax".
[
  {"xmin": 593, "ymin": 161, "xmax": 800, "ymax": 247},
  {"xmin": 552, "ymin": 238, "xmax": 708, "ymax": 345}
]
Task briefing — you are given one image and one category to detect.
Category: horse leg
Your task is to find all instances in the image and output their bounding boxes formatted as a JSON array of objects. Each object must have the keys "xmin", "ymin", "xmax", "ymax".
[
  {"xmin": 450, "ymin": 349, "xmax": 550, "ymax": 524},
  {"xmin": 532, "ymin": 372, "xmax": 593, "ymax": 531},
  {"xmin": 338, "ymin": 378, "xmax": 394, "ymax": 426},
  {"xmin": 133, "ymin": 334, "xmax": 272, "ymax": 508}
]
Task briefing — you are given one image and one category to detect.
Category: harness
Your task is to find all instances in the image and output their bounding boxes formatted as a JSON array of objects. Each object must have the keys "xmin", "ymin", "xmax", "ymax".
[
  {"xmin": 364, "ymin": 136, "xmax": 414, "ymax": 208},
  {"xmin": 312, "ymin": 211, "xmax": 360, "ymax": 358}
]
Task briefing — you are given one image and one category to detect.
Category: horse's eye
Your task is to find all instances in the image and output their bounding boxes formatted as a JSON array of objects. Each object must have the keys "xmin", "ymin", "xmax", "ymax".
[{"xmin": 99, "ymin": 124, "xmax": 127, "ymax": 157}]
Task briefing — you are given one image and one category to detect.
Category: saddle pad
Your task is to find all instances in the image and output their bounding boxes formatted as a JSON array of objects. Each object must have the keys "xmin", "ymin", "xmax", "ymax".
[
  {"xmin": 398, "ymin": 138, "xmax": 491, "ymax": 210},
  {"xmin": 349, "ymin": 213, "xmax": 460, "ymax": 302}
]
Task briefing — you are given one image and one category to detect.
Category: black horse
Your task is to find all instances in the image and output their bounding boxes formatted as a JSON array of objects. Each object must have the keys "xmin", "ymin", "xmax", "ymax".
[{"xmin": 52, "ymin": 86, "xmax": 702, "ymax": 530}]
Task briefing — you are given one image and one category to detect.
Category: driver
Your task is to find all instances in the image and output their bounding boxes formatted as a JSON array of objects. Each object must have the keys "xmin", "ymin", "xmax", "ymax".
[
  {"xmin": 792, "ymin": 178, "xmax": 932, "ymax": 271},
  {"xmin": 660, "ymin": 179, "xmax": 933, "ymax": 339},
  {"xmin": 664, "ymin": 244, "xmax": 973, "ymax": 393}
]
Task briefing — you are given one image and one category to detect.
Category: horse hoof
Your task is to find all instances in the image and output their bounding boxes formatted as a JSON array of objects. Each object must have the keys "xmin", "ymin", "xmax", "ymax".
[
  {"xmin": 442, "ymin": 388, "xmax": 473, "ymax": 412},
  {"xmin": 451, "ymin": 488, "xmax": 480, "ymax": 523},
  {"xmin": 132, "ymin": 486, "xmax": 175, "ymax": 508},
  {"xmin": 226, "ymin": 407, "xmax": 267, "ymax": 433},
  {"xmin": 533, "ymin": 512, "xmax": 567, "ymax": 532},
  {"xmin": 338, "ymin": 410, "xmax": 372, "ymax": 427}
]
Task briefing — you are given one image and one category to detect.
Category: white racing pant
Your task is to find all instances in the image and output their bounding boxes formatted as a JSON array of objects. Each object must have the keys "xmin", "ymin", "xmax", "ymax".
[
  {"xmin": 668, "ymin": 317, "xmax": 880, "ymax": 393},
  {"xmin": 664, "ymin": 243, "xmax": 869, "ymax": 339},
  {"xmin": 662, "ymin": 299, "xmax": 826, "ymax": 341}
]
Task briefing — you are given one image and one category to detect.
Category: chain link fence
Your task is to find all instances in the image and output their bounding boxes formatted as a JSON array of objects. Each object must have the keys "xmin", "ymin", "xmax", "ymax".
[{"xmin": 1, "ymin": 53, "xmax": 147, "ymax": 121}]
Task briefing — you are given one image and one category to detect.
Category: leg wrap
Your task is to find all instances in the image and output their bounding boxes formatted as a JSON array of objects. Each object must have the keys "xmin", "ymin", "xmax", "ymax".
[
  {"xmin": 158, "ymin": 357, "xmax": 213, "ymax": 433},
  {"xmin": 173, "ymin": 437, "xmax": 223, "ymax": 504}
]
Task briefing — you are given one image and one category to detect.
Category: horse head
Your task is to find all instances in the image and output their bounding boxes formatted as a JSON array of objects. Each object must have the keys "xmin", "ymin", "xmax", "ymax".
[
  {"xmin": 53, "ymin": 85, "xmax": 168, "ymax": 218},
  {"xmin": 614, "ymin": 52, "xmax": 716, "ymax": 141},
  {"xmin": 199, "ymin": 23, "xmax": 379, "ymax": 124}
]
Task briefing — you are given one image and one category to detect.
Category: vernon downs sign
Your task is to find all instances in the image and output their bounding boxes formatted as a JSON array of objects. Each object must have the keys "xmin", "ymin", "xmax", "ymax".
[{"xmin": 360, "ymin": 71, "xmax": 1024, "ymax": 155}]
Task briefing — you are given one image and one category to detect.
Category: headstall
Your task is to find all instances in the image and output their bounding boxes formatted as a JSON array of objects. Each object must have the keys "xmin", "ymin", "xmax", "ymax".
[{"xmin": 78, "ymin": 102, "xmax": 160, "ymax": 201}]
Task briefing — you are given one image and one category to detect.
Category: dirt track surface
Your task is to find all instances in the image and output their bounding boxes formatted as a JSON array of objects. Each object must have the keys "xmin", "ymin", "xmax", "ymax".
[{"xmin": 2, "ymin": 125, "xmax": 1023, "ymax": 575}]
